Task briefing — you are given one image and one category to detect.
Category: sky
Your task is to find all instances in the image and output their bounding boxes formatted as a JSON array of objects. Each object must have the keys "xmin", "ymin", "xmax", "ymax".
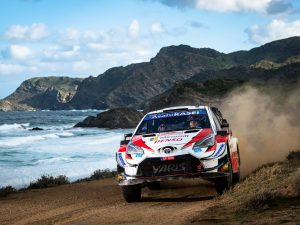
[{"xmin": 0, "ymin": 0, "xmax": 300, "ymax": 98}]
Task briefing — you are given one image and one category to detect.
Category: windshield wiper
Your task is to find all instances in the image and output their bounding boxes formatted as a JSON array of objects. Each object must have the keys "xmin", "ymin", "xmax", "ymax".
[
  {"xmin": 142, "ymin": 133, "xmax": 156, "ymax": 137},
  {"xmin": 184, "ymin": 129, "xmax": 200, "ymax": 133}
]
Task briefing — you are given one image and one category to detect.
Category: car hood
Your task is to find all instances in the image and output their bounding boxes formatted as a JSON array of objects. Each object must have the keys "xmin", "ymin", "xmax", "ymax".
[{"xmin": 131, "ymin": 128, "xmax": 212, "ymax": 151}]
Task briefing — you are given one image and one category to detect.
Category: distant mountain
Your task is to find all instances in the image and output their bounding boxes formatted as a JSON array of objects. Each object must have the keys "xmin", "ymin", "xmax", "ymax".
[
  {"xmin": 145, "ymin": 62, "xmax": 300, "ymax": 111},
  {"xmin": 68, "ymin": 36, "xmax": 300, "ymax": 109},
  {"xmin": 1, "ymin": 77, "xmax": 83, "ymax": 111},
  {"xmin": 1, "ymin": 36, "xmax": 299, "ymax": 111}
]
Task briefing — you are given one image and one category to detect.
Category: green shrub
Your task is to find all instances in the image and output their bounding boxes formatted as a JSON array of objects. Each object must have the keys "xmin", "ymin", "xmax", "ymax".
[
  {"xmin": 90, "ymin": 169, "xmax": 117, "ymax": 180},
  {"xmin": 0, "ymin": 186, "xmax": 16, "ymax": 197},
  {"xmin": 28, "ymin": 175, "xmax": 70, "ymax": 189}
]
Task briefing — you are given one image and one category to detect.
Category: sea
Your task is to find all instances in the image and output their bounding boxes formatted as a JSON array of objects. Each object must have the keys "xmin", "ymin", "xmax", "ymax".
[{"xmin": 0, "ymin": 110, "xmax": 133, "ymax": 189}]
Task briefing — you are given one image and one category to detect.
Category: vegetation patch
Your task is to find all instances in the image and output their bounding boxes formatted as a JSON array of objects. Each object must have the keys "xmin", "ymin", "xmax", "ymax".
[
  {"xmin": 189, "ymin": 150, "xmax": 300, "ymax": 224},
  {"xmin": 27, "ymin": 175, "xmax": 70, "ymax": 189},
  {"xmin": 0, "ymin": 186, "xmax": 16, "ymax": 197}
]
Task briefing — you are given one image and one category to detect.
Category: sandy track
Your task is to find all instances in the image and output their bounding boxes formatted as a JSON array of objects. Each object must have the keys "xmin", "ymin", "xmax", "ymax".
[{"xmin": 0, "ymin": 178, "xmax": 217, "ymax": 225}]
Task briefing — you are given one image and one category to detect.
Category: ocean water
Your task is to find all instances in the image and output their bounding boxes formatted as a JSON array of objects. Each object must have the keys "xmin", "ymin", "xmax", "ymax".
[{"xmin": 0, "ymin": 110, "xmax": 133, "ymax": 189}]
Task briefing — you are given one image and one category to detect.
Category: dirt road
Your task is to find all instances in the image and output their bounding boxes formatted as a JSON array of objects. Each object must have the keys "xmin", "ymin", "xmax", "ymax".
[{"xmin": 0, "ymin": 178, "xmax": 217, "ymax": 225}]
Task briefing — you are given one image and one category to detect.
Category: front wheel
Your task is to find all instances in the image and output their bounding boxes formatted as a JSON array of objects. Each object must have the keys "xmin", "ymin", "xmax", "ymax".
[
  {"xmin": 215, "ymin": 174, "xmax": 232, "ymax": 195},
  {"xmin": 122, "ymin": 184, "xmax": 142, "ymax": 202}
]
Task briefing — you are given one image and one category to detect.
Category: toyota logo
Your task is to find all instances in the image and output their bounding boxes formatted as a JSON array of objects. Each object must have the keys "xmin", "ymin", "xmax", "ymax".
[{"xmin": 163, "ymin": 147, "xmax": 173, "ymax": 154}]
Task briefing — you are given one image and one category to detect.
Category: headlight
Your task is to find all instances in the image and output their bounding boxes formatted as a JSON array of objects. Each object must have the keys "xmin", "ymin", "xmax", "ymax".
[
  {"xmin": 126, "ymin": 142, "xmax": 144, "ymax": 154},
  {"xmin": 193, "ymin": 134, "xmax": 215, "ymax": 149}
]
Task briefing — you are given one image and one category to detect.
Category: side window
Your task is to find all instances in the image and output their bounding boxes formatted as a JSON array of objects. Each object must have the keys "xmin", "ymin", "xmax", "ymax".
[
  {"xmin": 136, "ymin": 121, "xmax": 147, "ymax": 134},
  {"xmin": 211, "ymin": 112, "xmax": 221, "ymax": 130}
]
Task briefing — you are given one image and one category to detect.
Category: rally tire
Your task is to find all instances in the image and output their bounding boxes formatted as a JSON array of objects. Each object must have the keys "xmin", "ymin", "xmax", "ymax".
[
  {"xmin": 122, "ymin": 185, "xmax": 142, "ymax": 202},
  {"xmin": 216, "ymin": 143, "xmax": 233, "ymax": 195},
  {"xmin": 215, "ymin": 173, "xmax": 232, "ymax": 195}
]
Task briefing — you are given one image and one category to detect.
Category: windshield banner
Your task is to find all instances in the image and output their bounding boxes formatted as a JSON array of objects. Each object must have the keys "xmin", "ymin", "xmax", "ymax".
[{"xmin": 144, "ymin": 110, "xmax": 207, "ymax": 120}]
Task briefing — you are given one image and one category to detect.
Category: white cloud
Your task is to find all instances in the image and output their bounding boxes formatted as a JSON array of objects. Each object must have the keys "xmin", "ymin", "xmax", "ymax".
[
  {"xmin": 0, "ymin": 63, "xmax": 26, "ymax": 75},
  {"xmin": 196, "ymin": 0, "xmax": 271, "ymax": 12},
  {"xmin": 246, "ymin": 19, "xmax": 300, "ymax": 44},
  {"xmin": 8, "ymin": 45, "xmax": 35, "ymax": 60},
  {"xmin": 63, "ymin": 28, "xmax": 81, "ymax": 43},
  {"xmin": 151, "ymin": 22, "xmax": 164, "ymax": 33},
  {"xmin": 155, "ymin": 0, "xmax": 294, "ymax": 13},
  {"xmin": 129, "ymin": 20, "xmax": 140, "ymax": 38},
  {"xmin": 4, "ymin": 23, "xmax": 48, "ymax": 41},
  {"xmin": 43, "ymin": 45, "xmax": 80, "ymax": 61}
]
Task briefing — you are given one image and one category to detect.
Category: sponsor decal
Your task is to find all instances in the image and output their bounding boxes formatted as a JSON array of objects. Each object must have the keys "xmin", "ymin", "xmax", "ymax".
[
  {"xmin": 150, "ymin": 136, "xmax": 159, "ymax": 142},
  {"xmin": 118, "ymin": 153, "xmax": 126, "ymax": 166},
  {"xmin": 193, "ymin": 148, "xmax": 203, "ymax": 153},
  {"xmin": 153, "ymin": 161, "xmax": 186, "ymax": 174},
  {"xmin": 144, "ymin": 110, "xmax": 207, "ymax": 120},
  {"xmin": 150, "ymin": 134, "xmax": 189, "ymax": 144},
  {"xmin": 161, "ymin": 156, "xmax": 175, "ymax": 161},
  {"xmin": 135, "ymin": 153, "xmax": 143, "ymax": 157},
  {"xmin": 154, "ymin": 138, "xmax": 183, "ymax": 144}
]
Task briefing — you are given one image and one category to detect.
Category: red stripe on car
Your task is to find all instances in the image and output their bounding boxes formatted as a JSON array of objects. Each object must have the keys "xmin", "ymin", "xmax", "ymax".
[
  {"xmin": 183, "ymin": 128, "xmax": 212, "ymax": 148},
  {"xmin": 118, "ymin": 145, "xmax": 127, "ymax": 152},
  {"xmin": 131, "ymin": 135, "xmax": 154, "ymax": 152}
]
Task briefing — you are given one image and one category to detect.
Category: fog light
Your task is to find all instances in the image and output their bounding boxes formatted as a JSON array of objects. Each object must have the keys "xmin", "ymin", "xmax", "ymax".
[
  {"xmin": 222, "ymin": 163, "xmax": 229, "ymax": 172},
  {"xmin": 116, "ymin": 174, "xmax": 123, "ymax": 181}
]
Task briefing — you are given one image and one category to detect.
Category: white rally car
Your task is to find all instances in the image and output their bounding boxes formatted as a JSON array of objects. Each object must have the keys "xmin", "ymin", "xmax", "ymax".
[{"xmin": 116, "ymin": 106, "xmax": 240, "ymax": 202}]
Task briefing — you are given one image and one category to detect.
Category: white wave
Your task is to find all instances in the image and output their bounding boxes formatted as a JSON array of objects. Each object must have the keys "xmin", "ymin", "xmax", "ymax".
[
  {"xmin": 0, "ymin": 133, "xmax": 59, "ymax": 147},
  {"xmin": 56, "ymin": 131, "xmax": 74, "ymax": 137},
  {"xmin": 32, "ymin": 157, "xmax": 75, "ymax": 165},
  {"xmin": 0, "ymin": 123, "xmax": 30, "ymax": 131}
]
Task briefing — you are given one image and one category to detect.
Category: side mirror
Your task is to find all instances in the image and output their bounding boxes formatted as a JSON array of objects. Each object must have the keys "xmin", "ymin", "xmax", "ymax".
[
  {"xmin": 217, "ymin": 130, "xmax": 228, "ymax": 136},
  {"xmin": 221, "ymin": 123, "xmax": 229, "ymax": 128},
  {"xmin": 124, "ymin": 133, "xmax": 133, "ymax": 141},
  {"xmin": 221, "ymin": 119, "xmax": 229, "ymax": 128}
]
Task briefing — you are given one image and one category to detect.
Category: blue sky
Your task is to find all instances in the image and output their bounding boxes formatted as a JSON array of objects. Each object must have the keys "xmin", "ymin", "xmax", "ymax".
[{"xmin": 0, "ymin": 0, "xmax": 300, "ymax": 98}]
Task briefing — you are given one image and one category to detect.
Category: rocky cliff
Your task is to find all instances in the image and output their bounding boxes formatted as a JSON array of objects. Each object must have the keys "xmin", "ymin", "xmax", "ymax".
[
  {"xmin": 1, "ymin": 37, "xmax": 300, "ymax": 111},
  {"xmin": 1, "ymin": 77, "xmax": 83, "ymax": 110}
]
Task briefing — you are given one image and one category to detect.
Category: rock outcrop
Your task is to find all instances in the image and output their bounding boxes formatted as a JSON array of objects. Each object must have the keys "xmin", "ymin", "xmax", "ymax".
[
  {"xmin": 74, "ymin": 108, "xmax": 143, "ymax": 129},
  {"xmin": 1, "ymin": 77, "xmax": 83, "ymax": 111},
  {"xmin": 0, "ymin": 100, "xmax": 34, "ymax": 112}
]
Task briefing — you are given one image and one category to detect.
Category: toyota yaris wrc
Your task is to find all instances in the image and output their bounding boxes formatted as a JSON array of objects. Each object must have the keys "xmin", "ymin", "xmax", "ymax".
[{"xmin": 116, "ymin": 106, "xmax": 240, "ymax": 202}]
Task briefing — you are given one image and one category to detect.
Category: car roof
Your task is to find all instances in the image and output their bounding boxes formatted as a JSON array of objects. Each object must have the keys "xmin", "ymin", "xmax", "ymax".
[{"xmin": 147, "ymin": 106, "xmax": 208, "ymax": 114}]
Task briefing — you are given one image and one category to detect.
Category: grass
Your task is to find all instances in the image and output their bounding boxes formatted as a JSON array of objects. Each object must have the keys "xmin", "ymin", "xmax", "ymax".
[
  {"xmin": 190, "ymin": 150, "xmax": 300, "ymax": 224},
  {"xmin": 0, "ymin": 169, "xmax": 117, "ymax": 198}
]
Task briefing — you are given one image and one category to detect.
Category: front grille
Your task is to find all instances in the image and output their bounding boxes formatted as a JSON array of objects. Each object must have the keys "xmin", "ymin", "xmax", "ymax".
[{"xmin": 138, "ymin": 155, "xmax": 199, "ymax": 177}]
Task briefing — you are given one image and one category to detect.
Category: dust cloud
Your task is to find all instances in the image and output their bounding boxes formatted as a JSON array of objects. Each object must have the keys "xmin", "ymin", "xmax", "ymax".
[{"xmin": 221, "ymin": 86, "xmax": 300, "ymax": 176}]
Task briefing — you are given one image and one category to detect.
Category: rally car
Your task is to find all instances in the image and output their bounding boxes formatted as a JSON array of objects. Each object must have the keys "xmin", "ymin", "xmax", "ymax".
[{"xmin": 116, "ymin": 106, "xmax": 240, "ymax": 202}]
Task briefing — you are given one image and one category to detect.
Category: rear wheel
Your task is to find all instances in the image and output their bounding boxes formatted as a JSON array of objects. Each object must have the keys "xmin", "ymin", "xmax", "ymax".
[{"xmin": 122, "ymin": 184, "xmax": 142, "ymax": 202}]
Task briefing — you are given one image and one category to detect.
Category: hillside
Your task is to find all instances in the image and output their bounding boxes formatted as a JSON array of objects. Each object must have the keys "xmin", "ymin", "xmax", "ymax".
[
  {"xmin": 1, "ymin": 77, "xmax": 83, "ymax": 110},
  {"xmin": 1, "ymin": 36, "xmax": 300, "ymax": 111},
  {"xmin": 190, "ymin": 151, "xmax": 300, "ymax": 224},
  {"xmin": 146, "ymin": 62, "xmax": 300, "ymax": 110}
]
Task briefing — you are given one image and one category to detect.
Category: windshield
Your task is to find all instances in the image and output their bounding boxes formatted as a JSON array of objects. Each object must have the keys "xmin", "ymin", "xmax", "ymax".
[{"xmin": 135, "ymin": 110, "xmax": 211, "ymax": 135}]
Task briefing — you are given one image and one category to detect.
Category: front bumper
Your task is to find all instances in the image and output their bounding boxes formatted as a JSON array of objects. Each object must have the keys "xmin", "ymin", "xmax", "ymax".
[{"xmin": 118, "ymin": 154, "xmax": 229, "ymax": 186}]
